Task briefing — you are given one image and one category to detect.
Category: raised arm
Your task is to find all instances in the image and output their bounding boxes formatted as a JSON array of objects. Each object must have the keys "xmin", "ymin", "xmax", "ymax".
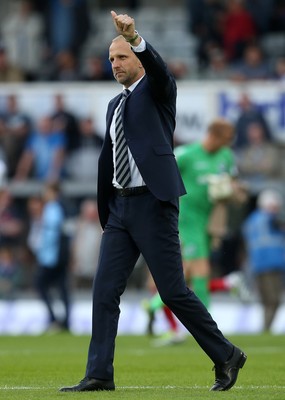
[{"xmin": 111, "ymin": 10, "xmax": 175, "ymax": 100}]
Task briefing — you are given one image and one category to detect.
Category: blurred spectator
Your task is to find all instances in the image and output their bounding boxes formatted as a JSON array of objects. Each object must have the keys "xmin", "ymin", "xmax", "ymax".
[
  {"xmin": 235, "ymin": 121, "xmax": 280, "ymax": 194},
  {"xmin": 0, "ymin": 187, "xmax": 24, "ymax": 248},
  {"xmin": 81, "ymin": 54, "xmax": 112, "ymax": 81},
  {"xmin": 0, "ymin": 44, "xmax": 24, "ymax": 82},
  {"xmin": 233, "ymin": 93, "xmax": 273, "ymax": 150},
  {"xmin": 42, "ymin": 50, "xmax": 81, "ymax": 81},
  {"xmin": 1, "ymin": 0, "xmax": 44, "ymax": 81},
  {"xmin": 0, "ymin": 246, "xmax": 19, "ymax": 299},
  {"xmin": 230, "ymin": 42, "xmax": 272, "ymax": 82},
  {"xmin": 167, "ymin": 60, "xmax": 189, "ymax": 80},
  {"xmin": 71, "ymin": 199, "xmax": 101, "ymax": 288},
  {"xmin": 64, "ymin": 117, "xmax": 103, "ymax": 181},
  {"xmin": 0, "ymin": 187, "xmax": 24, "ymax": 290},
  {"xmin": 14, "ymin": 116, "xmax": 66, "ymax": 182},
  {"xmin": 223, "ymin": 0, "xmax": 256, "ymax": 61},
  {"xmin": 33, "ymin": 182, "xmax": 71, "ymax": 331},
  {"xmin": 26, "ymin": 194, "xmax": 43, "ymax": 261},
  {"xmin": 50, "ymin": 93, "xmax": 80, "ymax": 153},
  {"xmin": 273, "ymin": 57, "xmax": 285, "ymax": 81},
  {"xmin": 185, "ymin": 0, "xmax": 206, "ymax": 35},
  {"xmin": 245, "ymin": 0, "xmax": 274, "ymax": 35},
  {"xmin": 0, "ymin": 159, "xmax": 7, "ymax": 187},
  {"xmin": 40, "ymin": 0, "xmax": 90, "ymax": 58},
  {"xmin": 243, "ymin": 189, "xmax": 285, "ymax": 331},
  {"xmin": 186, "ymin": 0, "xmax": 226, "ymax": 69},
  {"xmin": 20, "ymin": 194, "xmax": 43, "ymax": 290},
  {"xmin": 202, "ymin": 47, "xmax": 232, "ymax": 80},
  {"xmin": 0, "ymin": 94, "xmax": 32, "ymax": 178},
  {"xmin": 269, "ymin": 0, "xmax": 285, "ymax": 32},
  {"xmin": 209, "ymin": 178, "xmax": 249, "ymax": 277}
]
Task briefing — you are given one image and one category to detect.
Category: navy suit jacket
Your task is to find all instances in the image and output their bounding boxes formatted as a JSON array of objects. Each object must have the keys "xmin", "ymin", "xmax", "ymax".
[{"xmin": 97, "ymin": 41, "xmax": 186, "ymax": 228}]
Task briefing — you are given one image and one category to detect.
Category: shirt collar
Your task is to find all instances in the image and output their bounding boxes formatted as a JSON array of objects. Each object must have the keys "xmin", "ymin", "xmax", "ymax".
[{"xmin": 123, "ymin": 74, "xmax": 145, "ymax": 93}]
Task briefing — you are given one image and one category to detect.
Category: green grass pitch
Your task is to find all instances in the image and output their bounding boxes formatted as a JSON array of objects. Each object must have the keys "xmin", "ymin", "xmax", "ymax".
[{"xmin": 1, "ymin": 333, "xmax": 285, "ymax": 400}]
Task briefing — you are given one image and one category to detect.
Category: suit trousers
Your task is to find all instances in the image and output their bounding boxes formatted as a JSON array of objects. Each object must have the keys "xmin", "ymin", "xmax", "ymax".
[{"xmin": 86, "ymin": 191, "xmax": 233, "ymax": 380}]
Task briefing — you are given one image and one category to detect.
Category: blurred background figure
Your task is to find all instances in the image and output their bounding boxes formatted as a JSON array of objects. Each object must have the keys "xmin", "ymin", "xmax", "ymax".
[
  {"xmin": 40, "ymin": 0, "xmax": 90, "ymax": 58},
  {"xmin": 222, "ymin": 0, "xmax": 256, "ymax": 62},
  {"xmin": 71, "ymin": 199, "xmax": 101, "ymax": 288},
  {"xmin": 50, "ymin": 93, "xmax": 80, "ymax": 154},
  {"xmin": 235, "ymin": 122, "xmax": 281, "ymax": 192},
  {"xmin": 0, "ymin": 187, "xmax": 24, "ymax": 251},
  {"xmin": 269, "ymin": 0, "xmax": 285, "ymax": 32},
  {"xmin": 0, "ymin": 245, "xmax": 20, "ymax": 300},
  {"xmin": 1, "ymin": 0, "xmax": 44, "ymax": 81},
  {"xmin": 33, "ymin": 182, "xmax": 71, "ymax": 332},
  {"xmin": 42, "ymin": 49, "xmax": 81, "ymax": 81},
  {"xmin": 142, "ymin": 269, "xmax": 186, "ymax": 346},
  {"xmin": 0, "ymin": 94, "xmax": 32, "ymax": 178},
  {"xmin": 0, "ymin": 159, "xmax": 7, "ymax": 187},
  {"xmin": 233, "ymin": 93, "xmax": 273, "ymax": 150},
  {"xmin": 175, "ymin": 118, "xmax": 236, "ymax": 309},
  {"xmin": 202, "ymin": 47, "xmax": 231, "ymax": 80},
  {"xmin": 0, "ymin": 187, "xmax": 24, "ymax": 296},
  {"xmin": 273, "ymin": 57, "xmax": 285, "ymax": 81},
  {"xmin": 81, "ymin": 53, "xmax": 112, "ymax": 81},
  {"xmin": 167, "ymin": 60, "xmax": 189, "ymax": 80},
  {"xmin": 64, "ymin": 117, "xmax": 103, "ymax": 182},
  {"xmin": 185, "ymin": 0, "xmax": 226, "ymax": 70},
  {"xmin": 243, "ymin": 189, "xmax": 285, "ymax": 332},
  {"xmin": 143, "ymin": 119, "xmax": 243, "ymax": 343},
  {"xmin": 14, "ymin": 115, "xmax": 66, "ymax": 182},
  {"xmin": 24, "ymin": 194, "xmax": 44, "ymax": 287},
  {"xmin": 230, "ymin": 42, "xmax": 272, "ymax": 82},
  {"xmin": 245, "ymin": 0, "xmax": 274, "ymax": 36},
  {"xmin": 0, "ymin": 43, "xmax": 24, "ymax": 82}
]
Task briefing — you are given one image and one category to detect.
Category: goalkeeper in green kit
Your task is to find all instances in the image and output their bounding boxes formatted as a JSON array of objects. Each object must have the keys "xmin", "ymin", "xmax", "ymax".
[
  {"xmin": 143, "ymin": 119, "xmax": 237, "ymax": 335},
  {"xmin": 175, "ymin": 118, "xmax": 236, "ymax": 308}
]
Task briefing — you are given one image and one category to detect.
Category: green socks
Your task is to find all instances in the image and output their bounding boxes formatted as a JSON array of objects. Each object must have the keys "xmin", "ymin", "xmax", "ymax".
[
  {"xmin": 147, "ymin": 277, "xmax": 210, "ymax": 312},
  {"xmin": 149, "ymin": 293, "xmax": 164, "ymax": 312}
]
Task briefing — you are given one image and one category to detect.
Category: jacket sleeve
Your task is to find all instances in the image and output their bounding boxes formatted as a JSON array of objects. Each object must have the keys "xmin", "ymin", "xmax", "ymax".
[{"xmin": 134, "ymin": 41, "xmax": 176, "ymax": 101}]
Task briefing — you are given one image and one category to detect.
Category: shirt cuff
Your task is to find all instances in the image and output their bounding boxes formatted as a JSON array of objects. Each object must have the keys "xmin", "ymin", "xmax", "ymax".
[{"xmin": 131, "ymin": 37, "xmax": 146, "ymax": 52}]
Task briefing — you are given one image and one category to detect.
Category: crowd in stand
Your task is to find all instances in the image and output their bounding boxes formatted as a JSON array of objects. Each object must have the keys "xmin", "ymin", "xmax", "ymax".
[
  {"xmin": 0, "ymin": 87, "xmax": 284, "ymax": 308},
  {"xmin": 186, "ymin": 0, "xmax": 285, "ymax": 80},
  {"xmin": 0, "ymin": 91, "xmax": 104, "ymax": 300},
  {"xmin": 0, "ymin": 0, "xmax": 284, "ymax": 82},
  {"xmin": 0, "ymin": 1, "xmax": 285, "ymax": 333}
]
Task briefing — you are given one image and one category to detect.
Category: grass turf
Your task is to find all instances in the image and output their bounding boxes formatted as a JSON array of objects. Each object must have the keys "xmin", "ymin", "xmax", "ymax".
[{"xmin": 0, "ymin": 333, "xmax": 285, "ymax": 400}]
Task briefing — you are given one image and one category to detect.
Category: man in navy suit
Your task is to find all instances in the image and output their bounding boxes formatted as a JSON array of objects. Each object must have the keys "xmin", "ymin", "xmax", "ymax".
[{"xmin": 60, "ymin": 10, "xmax": 247, "ymax": 393}]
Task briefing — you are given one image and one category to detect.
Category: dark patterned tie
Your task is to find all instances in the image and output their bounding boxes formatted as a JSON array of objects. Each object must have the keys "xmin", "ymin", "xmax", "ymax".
[{"xmin": 115, "ymin": 89, "xmax": 131, "ymax": 187}]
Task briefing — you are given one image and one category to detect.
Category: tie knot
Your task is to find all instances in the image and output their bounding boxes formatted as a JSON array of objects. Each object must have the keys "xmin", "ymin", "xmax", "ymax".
[{"xmin": 123, "ymin": 89, "xmax": 130, "ymax": 98}]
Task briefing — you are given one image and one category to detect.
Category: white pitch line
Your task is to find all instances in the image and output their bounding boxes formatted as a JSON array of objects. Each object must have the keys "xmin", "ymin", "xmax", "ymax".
[
  {"xmin": 0, "ymin": 387, "xmax": 45, "ymax": 390},
  {"xmin": 1, "ymin": 385, "xmax": 285, "ymax": 390}
]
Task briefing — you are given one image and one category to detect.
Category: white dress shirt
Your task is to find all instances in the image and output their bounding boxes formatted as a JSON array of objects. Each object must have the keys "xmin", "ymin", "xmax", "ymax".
[{"xmin": 110, "ymin": 37, "xmax": 146, "ymax": 189}]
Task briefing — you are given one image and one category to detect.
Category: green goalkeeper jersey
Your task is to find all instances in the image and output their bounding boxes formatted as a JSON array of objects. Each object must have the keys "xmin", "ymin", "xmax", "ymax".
[
  {"xmin": 175, "ymin": 142, "xmax": 236, "ymax": 260},
  {"xmin": 175, "ymin": 142, "xmax": 235, "ymax": 214}
]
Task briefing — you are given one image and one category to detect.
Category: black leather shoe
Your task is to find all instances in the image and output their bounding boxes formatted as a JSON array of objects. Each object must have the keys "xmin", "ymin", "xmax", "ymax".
[
  {"xmin": 59, "ymin": 377, "xmax": 115, "ymax": 392},
  {"xmin": 210, "ymin": 346, "xmax": 247, "ymax": 391}
]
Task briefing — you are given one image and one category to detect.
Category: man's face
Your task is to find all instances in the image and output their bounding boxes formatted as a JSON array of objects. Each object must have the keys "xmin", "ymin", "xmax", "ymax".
[{"xmin": 109, "ymin": 38, "xmax": 143, "ymax": 87}]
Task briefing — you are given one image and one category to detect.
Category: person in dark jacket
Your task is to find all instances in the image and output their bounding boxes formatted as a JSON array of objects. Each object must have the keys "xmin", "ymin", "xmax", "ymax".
[{"xmin": 60, "ymin": 10, "xmax": 247, "ymax": 393}]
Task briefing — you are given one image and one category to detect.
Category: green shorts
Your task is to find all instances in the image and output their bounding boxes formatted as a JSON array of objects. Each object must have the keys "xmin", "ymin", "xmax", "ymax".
[{"xmin": 178, "ymin": 210, "xmax": 210, "ymax": 260}]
